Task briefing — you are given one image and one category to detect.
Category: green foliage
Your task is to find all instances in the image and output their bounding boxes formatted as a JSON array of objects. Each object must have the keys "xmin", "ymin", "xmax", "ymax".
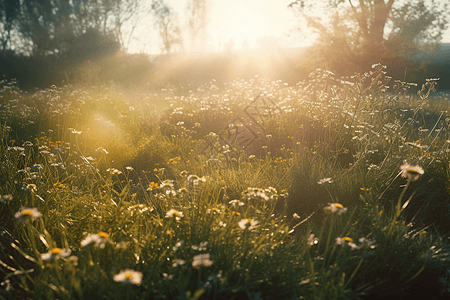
[
  {"xmin": 1, "ymin": 69, "xmax": 450, "ymax": 299},
  {"xmin": 289, "ymin": 0, "xmax": 449, "ymax": 77}
]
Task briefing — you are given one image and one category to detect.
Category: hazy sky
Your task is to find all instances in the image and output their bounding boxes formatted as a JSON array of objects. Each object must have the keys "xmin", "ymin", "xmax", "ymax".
[
  {"xmin": 127, "ymin": 0, "xmax": 450, "ymax": 54},
  {"xmin": 128, "ymin": 0, "xmax": 311, "ymax": 53}
]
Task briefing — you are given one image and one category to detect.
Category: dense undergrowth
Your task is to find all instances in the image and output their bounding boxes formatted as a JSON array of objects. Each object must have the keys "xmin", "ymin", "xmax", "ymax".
[{"xmin": 1, "ymin": 65, "xmax": 450, "ymax": 299}]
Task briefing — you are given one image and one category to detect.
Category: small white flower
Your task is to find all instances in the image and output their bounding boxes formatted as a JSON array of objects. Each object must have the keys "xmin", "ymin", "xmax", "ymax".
[
  {"xmin": 166, "ymin": 209, "xmax": 184, "ymax": 220},
  {"xmin": 15, "ymin": 207, "xmax": 42, "ymax": 223},
  {"xmin": 68, "ymin": 255, "xmax": 78, "ymax": 265},
  {"xmin": 113, "ymin": 269, "xmax": 143, "ymax": 285},
  {"xmin": 41, "ymin": 248, "xmax": 71, "ymax": 261},
  {"xmin": 172, "ymin": 259, "xmax": 186, "ymax": 267},
  {"xmin": 0, "ymin": 195, "xmax": 13, "ymax": 204},
  {"xmin": 358, "ymin": 237, "xmax": 376, "ymax": 249},
  {"xmin": 161, "ymin": 179, "xmax": 174, "ymax": 189},
  {"xmin": 173, "ymin": 240, "xmax": 184, "ymax": 251},
  {"xmin": 192, "ymin": 253, "xmax": 213, "ymax": 268},
  {"xmin": 255, "ymin": 190, "xmax": 269, "ymax": 201},
  {"xmin": 106, "ymin": 168, "xmax": 122, "ymax": 175},
  {"xmin": 318, "ymin": 177, "xmax": 333, "ymax": 185},
  {"xmin": 307, "ymin": 234, "xmax": 319, "ymax": 245},
  {"xmin": 324, "ymin": 203, "xmax": 347, "ymax": 214},
  {"xmin": 336, "ymin": 236, "xmax": 359, "ymax": 249},
  {"xmin": 347, "ymin": 242, "xmax": 360, "ymax": 250},
  {"xmin": 238, "ymin": 218, "xmax": 258, "ymax": 230},
  {"xmin": 81, "ymin": 232, "xmax": 111, "ymax": 249},
  {"xmin": 191, "ymin": 241, "xmax": 208, "ymax": 251},
  {"xmin": 400, "ymin": 163, "xmax": 424, "ymax": 181},
  {"xmin": 229, "ymin": 199, "xmax": 245, "ymax": 207}
]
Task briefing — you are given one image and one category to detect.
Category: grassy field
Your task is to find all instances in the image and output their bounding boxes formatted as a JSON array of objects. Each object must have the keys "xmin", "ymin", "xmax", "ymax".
[{"xmin": 2, "ymin": 65, "xmax": 450, "ymax": 299}]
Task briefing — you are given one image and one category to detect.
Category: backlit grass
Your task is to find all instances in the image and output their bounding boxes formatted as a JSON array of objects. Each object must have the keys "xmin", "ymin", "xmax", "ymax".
[{"xmin": 1, "ymin": 66, "xmax": 450, "ymax": 299}]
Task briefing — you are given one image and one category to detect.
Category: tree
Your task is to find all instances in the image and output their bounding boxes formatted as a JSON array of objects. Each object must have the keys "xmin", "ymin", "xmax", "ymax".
[
  {"xmin": 186, "ymin": 0, "xmax": 209, "ymax": 52},
  {"xmin": 288, "ymin": 0, "xmax": 449, "ymax": 76},
  {"xmin": 0, "ymin": 0, "xmax": 21, "ymax": 55},
  {"xmin": 0, "ymin": 0, "xmax": 147, "ymax": 88},
  {"xmin": 150, "ymin": 0, "xmax": 183, "ymax": 54},
  {"xmin": 386, "ymin": 1, "xmax": 448, "ymax": 60},
  {"xmin": 0, "ymin": 0, "xmax": 143, "ymax": 57},
  {"xmin": 109, "ymin": 0, "xmax": 147, "ymax": 51}
]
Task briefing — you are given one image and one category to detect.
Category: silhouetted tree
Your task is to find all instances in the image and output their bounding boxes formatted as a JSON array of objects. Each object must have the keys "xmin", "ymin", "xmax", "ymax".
[
  {"xmin": 186, "ymin": 0, "xmax": 209, "ymax": 52},
  {"xmin": 0, "ymin": 0, "xmax": 142, "ymax": 57},
  {"xmin": 0, "ymin": 0, "xmax": 148, "ymax": 88},
  {"xmin": 288, "ymin": 0, "xmax": 449, "ymax": 76},
  {"xmin": 386, "ymin": 1, "xmax": 448, "ymax": 60},
  {"xmin": 150, "ymin": 0, "xmax": 183, "ymax": 54},
  {"xmin": 0, "ymin": 0, "xmax": 21, "ymax": 55}
]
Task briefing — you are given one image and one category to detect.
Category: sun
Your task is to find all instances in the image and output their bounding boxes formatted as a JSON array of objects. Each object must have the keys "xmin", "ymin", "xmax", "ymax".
[
  {"xmin": 213, "ymin": 2, "xmax": 272, "ymax": 48},
  {"xmin": 207, "ymin": 0, "xmax": 300, "ymax": 50},
  {"xmin": 129, "ymin": 0, "xmax": 314, "ymax": 53}
]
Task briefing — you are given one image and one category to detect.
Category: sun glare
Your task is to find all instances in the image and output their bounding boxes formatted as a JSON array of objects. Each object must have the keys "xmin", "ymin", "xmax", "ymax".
[
  {"xmin": 209, "ymin": 0, "xmax": 297, "ymax": 50},
  {"xmin": 128, "ymin": 0, "xmax": 314, "ymax": 53}
]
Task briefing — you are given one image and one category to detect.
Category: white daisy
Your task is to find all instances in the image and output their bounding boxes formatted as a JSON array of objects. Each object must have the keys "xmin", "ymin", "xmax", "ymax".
[
  {"xmin": 41, "ymin": 247, "xmax": 71, "ymax": 261},
  {"xmin": 400, "ymin": 163, "xmax": 424, "ymax": 181},
  {"xmin": 113, "ymin": 269, "xmax": 143, "ymax": 285},
  {"xmin": 324, "ymin": 203, "xmax": 347, "ymax": 214},
  {"xmin": 15, "ymin": 207, "xmax": 42, "ymax": 223}
]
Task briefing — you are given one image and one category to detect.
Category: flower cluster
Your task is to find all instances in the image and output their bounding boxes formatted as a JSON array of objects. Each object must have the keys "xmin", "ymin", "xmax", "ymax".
[
  {"xmin": 106, "ymin": 168, "xmax": 122, "ymax": 175},
  {"xmin": 166, "ymin": 209, "xmax": 184, "ymax": 221},
  {"xmin": 229, "ymin": 199, "xmax": 245, "ymax": 207},
  {"xmin": 336, "ymin": 236, "xmax": 375, "ymax": 250},
  {"xmin": 192, "ymin": 253, "xmax": 213, "ymax": 268},
  {"xmin": 243, "ymin": 187, "xmax": 278, "ymax": 201},
  {"xmin": 0, "ymin": 194, "xmax": 13, "ymax": 204},
  {"xmin": 81, "ymin": 232, "xmax": 111, "ymax": 249},
  {"xmin": 238, "ymin": 218, "xmax": 258, "ymax": 230},
  {"xmin": 324, "ymin": 203, "xmax": 347, "ymax": 214}
]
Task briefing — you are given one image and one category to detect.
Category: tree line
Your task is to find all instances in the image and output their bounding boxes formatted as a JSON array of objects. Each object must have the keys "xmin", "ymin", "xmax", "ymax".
[
  {"xmin": 0, "ymin": 0, "xmax": 448, "ymax": 90},
  {"xmin": 288, "ymin": 0, "xmax": 449, "ymax": 79}
]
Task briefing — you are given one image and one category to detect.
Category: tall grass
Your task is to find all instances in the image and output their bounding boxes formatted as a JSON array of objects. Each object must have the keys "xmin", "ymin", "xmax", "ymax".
[{"xmin": 1, "ymin": 66, "xmax": 450, "ymax": 299}]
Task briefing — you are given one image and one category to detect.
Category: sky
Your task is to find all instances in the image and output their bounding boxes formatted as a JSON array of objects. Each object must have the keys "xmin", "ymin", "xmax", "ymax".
[
  {"xmin": 127, "ymin": 0, "xmax": 450, "ymax": 54},
  {"xmin": 127, "ymin": 0, "xmax": 308, "ymax": 54}
]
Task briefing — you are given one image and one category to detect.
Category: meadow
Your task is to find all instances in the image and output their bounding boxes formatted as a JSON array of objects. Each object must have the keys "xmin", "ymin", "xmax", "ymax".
[{"xmin": 1, "ymin": 64, "xmax": 450, "ymax": 299}]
